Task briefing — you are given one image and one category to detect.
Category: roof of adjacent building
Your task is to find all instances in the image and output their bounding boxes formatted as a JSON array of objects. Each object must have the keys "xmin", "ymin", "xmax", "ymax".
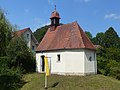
[
  {"xmin": 36, "ymin": 22, "xmax": 95, "ymax": 52},
  {"xmin": 15, "ymin": 28, "xmax": 38, "ymax": 45},
  {"xmin": 15, "ymin": 28, "xmax": 30, "ymax": 37}
]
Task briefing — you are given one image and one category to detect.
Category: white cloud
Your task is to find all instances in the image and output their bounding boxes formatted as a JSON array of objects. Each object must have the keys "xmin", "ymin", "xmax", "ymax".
[{"xmin": 105, "ymin": 13, "xmax": 120, "ymax": 20}]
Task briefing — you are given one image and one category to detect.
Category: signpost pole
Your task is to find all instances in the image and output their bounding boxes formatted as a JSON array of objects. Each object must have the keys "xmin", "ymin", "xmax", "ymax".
[{"xmin": 45, "ymin": 75, "xmax": 47, "ymax": 89}]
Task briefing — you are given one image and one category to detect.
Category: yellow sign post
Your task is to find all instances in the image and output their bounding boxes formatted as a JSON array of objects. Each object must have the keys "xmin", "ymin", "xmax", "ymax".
[{"xmin": 44, "ymin": 56, "xmax": 50, "ymax": 89}]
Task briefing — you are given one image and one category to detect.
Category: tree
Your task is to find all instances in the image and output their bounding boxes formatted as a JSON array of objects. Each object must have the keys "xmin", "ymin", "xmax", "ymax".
[
  {"xmin": 93, "ymin": 27, "xmax": 120, "ymax": 80},
  {"xmin": 92, "ymin": 32, "xmax": 105, "ymax": 46},
  {"xmin": 105, "ymin": 47, "xmax": 120, "ymax": 62},
  {"xmin": 0, "ymin": 9, "xmax": 12, "ymax": 56},
  {"xmin": 7, "ymin": 37, "xmax": 36, "ymax": 73},
  {"xmin": 104, "ymin": 27, "xmax": 119, "ymax": 48},
  {"xmin": 0, "ymin": 9, "xmax": 24, "ymax": 90},
  {"xmin": 0, "ymin": 56, "xmax": 22, "ymax": 90}
]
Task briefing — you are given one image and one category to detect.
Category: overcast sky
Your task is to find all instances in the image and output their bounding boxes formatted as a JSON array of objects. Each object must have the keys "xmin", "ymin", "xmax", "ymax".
[{"xmin": 0, "ymin": 0, "xmax": 120, "ymax": 36}]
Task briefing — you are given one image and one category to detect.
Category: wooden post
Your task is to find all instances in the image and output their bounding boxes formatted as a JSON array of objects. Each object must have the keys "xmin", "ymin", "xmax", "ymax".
[
  {"xmin": 44, "ymin": 56, "xmax": 50, "ymax": 89},
  {"xmin": 45, "ymin": 74, "xmax": 47, "ymax": 89}
]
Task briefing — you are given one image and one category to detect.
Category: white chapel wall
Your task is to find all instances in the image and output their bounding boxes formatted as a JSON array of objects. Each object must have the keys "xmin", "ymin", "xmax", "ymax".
[
  {"xmin": 84, "ymin": 49, "xmax": 97, "ymax": 74},
  {"xmin": 63, "ymin": 49, "xmax": 85, "ymax": 75},
  {"xmin": 36, "ymin": 49, "xmax": 87, "ymax": 75},
  {"xmin": 36, "ymin": 51, "xmax": 66, "ymax": 73}
]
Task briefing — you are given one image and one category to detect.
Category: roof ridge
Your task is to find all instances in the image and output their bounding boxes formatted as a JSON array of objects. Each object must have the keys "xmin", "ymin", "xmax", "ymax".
[
  {"xmin": 76, "ymin": 23, "xmax": 95, "ymax": 49},
  {"xmin": 75, "ymin": 22, "xmax": 85, "ymax": 48}
]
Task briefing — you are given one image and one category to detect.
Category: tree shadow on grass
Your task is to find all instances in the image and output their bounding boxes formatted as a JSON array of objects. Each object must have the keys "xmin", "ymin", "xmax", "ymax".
[
  {"xmin": 48, "ymin": 82, "xmax": 59, "ymax": 88},
  {"xmin": 0, "ymin": 74, "xmax": 27, "ymax": 90}
]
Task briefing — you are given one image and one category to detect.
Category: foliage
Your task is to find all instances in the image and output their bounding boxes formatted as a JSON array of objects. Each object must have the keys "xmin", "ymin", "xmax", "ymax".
[
  {"xmin": 85, "ymin": 31, "xmax": 93, "ymax": 41},
  {"xmin": 97, "ymin": 47, "xmax": 120, "ymax": 79},
  {"xmin": 97, "ymin": 56, "xmax": 107, "ymax": 75},
  {"xmin": 7, "ymin": 37, "xmax": 36, "ymax": 73},
  {"xmin": 0, "ymin": 9, "xmax": 12, "ymax": 56},
  {"xmin": 92, "ymin": 32, "xmax": 105, "ymax": 46},
  {"xmin": 109, "ymin": 64, "xmax": 120, "ymax": 80},
  {"xmin": 0, "ymin": 57, "xmax": 10, "ymax": 74},
  {"xmin": 0, "ymin": 57, "xmax": 23, "ymax": 90},
  {"xmin": 91, "ymin": 27, "xmax": 120, "ymax": 80},
  {"xmin": 0, "ymin": 8, "xmax": 35, "ymax": 89},
  {"xmin": 104, "ymin": 27, "xmax": 119, "ymax": 48},
  {"xmin": 33, "ymin": 25, "xmax": 49, "ymax": 42},
  {"xmin": 0, "ymin": 36, "xmax": 35, "ymax": 89},
  {"xmin": 105, "ymin": 47, "xmax": 120, "ymax": 62},
  {"xmin": 92, "ymin": 27, "xmax": 119, "ymax": 48}
]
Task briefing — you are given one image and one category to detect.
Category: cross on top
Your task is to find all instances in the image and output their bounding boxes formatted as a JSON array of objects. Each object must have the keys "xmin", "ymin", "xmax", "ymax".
[{"xmin": 54, "ymin": 5, "xmax": 56, "ymax": 10}]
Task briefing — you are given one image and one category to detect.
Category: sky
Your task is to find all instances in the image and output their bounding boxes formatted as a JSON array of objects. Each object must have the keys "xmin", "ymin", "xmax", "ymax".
[{"xmin": 0, "ymin": 0, "xmax": 120, "ymax": 36}]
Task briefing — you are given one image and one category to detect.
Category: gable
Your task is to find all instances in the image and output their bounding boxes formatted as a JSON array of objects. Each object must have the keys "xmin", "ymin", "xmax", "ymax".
[{"xmin": 15, "ymin": 28, "xmax": 38, "ymax": 45}]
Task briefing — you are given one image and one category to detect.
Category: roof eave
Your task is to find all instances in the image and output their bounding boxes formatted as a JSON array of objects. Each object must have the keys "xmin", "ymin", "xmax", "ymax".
[{"xmin": 36, "ymin": 47, "xmax": 96, "ymax": 53}]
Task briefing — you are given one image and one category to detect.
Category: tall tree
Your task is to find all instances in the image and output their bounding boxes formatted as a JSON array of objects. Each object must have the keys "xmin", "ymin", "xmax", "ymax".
[
  {"xmin": 0, "ymin": 9, "xmax": 23, "ymax": 90},
  {"xmin": 104, "ymin": 27, "xmax": 119, "ymax": 48},
  {"xmin": 92, "ymin": 32, "xmax": 105, "ymax": 46},
  {"xmin": 0, "ymin": 9, "xmax": 12, "ymax": 56}
]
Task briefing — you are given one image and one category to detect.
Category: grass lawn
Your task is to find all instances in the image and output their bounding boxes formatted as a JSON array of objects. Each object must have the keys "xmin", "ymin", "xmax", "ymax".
[{"xmin": 20, "ymin": 73, "xmax": 120, "ymax": 90}]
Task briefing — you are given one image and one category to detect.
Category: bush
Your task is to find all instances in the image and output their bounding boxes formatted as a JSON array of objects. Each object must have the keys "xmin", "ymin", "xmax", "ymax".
[
  {"xmin": 0, "ymin": 68, "xmax": 22, "ymax": 90},
  {"xmin": 97, "ymin": 56, "xmax": 108, "ymax": 75},
  {"xmin": 109, "ymin": 63, "xmax": 120, "ymax": 80},
  {"xmin": 0, "ymin": 57, "xmax": 23, "ymax": 90},
  {"xmin": 0, "ymin": 57, "xmax": 10, "ymax": 74}
]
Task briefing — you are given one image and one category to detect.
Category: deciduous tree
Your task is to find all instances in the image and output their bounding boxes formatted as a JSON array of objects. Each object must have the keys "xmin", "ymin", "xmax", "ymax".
[{"xmin": 0, "ymin": 9, "xmax": 12, "ymax": 56}]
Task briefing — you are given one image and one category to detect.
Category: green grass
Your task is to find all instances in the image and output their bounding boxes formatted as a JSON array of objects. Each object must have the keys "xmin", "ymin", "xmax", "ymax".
[{"xmin": 20, "ymin": 73, "xmax": 120, "ymax": 90}]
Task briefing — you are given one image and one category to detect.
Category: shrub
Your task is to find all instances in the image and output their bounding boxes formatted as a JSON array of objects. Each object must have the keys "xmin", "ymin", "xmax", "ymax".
[
  {"xmin": 109, "ymin": 63, "xmax": 120, "ymax": 80},
  {"xmin": 0, "ymin": 57, "xmax": 23, "ymax": 90}
]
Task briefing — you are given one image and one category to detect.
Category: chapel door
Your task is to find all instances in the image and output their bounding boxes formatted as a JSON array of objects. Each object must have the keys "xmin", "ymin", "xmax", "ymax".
[{"xmin": 41, "ymin": 55, "xmax": 45, "ymax": 72}]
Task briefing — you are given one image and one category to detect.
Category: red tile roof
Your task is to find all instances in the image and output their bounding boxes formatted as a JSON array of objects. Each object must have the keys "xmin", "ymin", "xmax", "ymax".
[
  {"xmin": 36, "ymin": 22, "xmax": 95, "ymax": 51},
  {"xmin": 15, "ymin": 28, "xmax": 30, "ymax": 36},
  {"xmin": 50, "ymin": 10, "xmax": 60, "ymax": 19}
]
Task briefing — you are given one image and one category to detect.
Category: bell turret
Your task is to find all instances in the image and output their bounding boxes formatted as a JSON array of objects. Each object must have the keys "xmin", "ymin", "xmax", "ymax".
[{"xmin": 50, "ymin": 5, "xmax": 60, "ymax": 27}]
